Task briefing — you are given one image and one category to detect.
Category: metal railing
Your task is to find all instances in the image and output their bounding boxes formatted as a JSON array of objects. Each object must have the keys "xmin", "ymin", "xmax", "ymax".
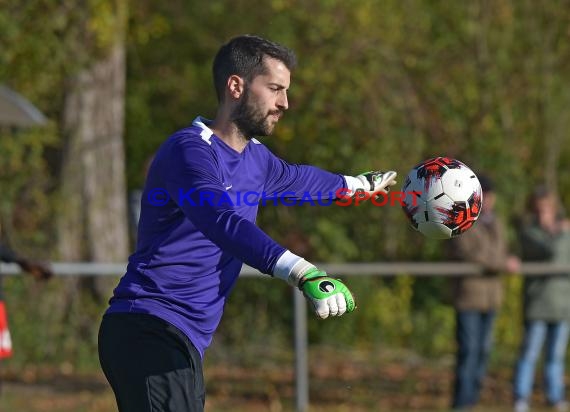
[{"xmin": 2, "ymin": 261, "xmax": 569, "ymax": 412}]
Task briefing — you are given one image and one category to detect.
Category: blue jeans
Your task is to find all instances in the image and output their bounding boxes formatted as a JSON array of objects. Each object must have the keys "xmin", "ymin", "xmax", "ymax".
[
  {"xmin": 513, "ymin": 320, "xmax": 570, "ymax": 405},
  {"xmin": 453, "ymin": 310, "xmax": 496, "ymax": 408}
]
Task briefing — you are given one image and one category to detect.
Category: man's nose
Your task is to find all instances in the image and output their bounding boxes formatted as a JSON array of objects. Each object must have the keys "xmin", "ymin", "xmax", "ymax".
[{"xmin": 277, "ymin": 91, "xmax": 288, "ymax": 111}]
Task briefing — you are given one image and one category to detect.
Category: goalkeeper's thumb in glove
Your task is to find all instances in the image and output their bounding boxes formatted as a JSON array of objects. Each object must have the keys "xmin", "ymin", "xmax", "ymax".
[{"xmin": 273, "ymin": 251, "xmax": 356, "ymax": 319}]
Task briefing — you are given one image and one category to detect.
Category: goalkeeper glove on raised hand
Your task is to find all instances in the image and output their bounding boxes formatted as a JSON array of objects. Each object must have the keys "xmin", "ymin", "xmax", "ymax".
[
  {"xmin": 354, "ymin": 170, "xmax": 397, "ymax": 195},
  {"xmin": 273, "ymin": 252, "xmax": 355, "ymax": 319}
]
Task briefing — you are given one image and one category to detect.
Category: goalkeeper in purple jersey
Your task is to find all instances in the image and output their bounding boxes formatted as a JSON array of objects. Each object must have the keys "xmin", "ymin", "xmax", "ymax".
[{"xmin": 98, "ymin": 34, "xmax": 397, "ymax": 412}]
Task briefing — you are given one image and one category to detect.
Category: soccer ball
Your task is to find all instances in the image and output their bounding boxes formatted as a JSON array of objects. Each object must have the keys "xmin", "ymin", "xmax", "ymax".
[{"xmin": 401, "ymin": 157, "xmax": 482, "ymax": 239}]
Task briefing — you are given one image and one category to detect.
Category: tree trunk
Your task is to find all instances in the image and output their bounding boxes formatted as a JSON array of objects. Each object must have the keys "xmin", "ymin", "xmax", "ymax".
[{"xmin": 58, "ymin": 41, "xmax": 128, "ymax": 300}]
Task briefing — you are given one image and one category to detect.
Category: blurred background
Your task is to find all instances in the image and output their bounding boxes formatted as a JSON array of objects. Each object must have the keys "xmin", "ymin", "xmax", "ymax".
[{"xmin": 1, "ymin": 0, "xmax": 570, "ymax": 411}]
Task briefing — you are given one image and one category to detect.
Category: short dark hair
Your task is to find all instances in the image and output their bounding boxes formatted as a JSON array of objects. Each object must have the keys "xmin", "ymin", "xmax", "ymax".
[
  {"xmin": 212, "ymin": 35, "xmax": 297, "ymax": 102},
  {"xmin": 527, "ymin": 183, "xmax": 553, "ymax": 210}
]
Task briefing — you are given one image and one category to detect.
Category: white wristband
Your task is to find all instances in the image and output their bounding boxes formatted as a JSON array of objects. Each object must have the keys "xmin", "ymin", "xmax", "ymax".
[{"xmin": 273, "ymin": 250, "xmax": 316, "ymax": 286}]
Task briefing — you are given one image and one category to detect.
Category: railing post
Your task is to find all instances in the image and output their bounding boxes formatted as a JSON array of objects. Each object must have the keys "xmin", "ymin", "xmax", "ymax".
[{"xmin": 294, "ymin": 288, "xmax": 308, "ymax": 412}]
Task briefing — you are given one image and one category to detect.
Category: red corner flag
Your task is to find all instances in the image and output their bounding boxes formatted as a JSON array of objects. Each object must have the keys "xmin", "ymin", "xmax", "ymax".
[{"xmin": 0, "ymin": 301, "xmax": 13, "ymax": 359}]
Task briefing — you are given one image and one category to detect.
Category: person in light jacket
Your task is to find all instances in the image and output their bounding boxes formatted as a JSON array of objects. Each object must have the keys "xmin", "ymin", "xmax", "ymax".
[{"xmin": 513, "ymin": 186, "xmax": 570, "ymax": 412}]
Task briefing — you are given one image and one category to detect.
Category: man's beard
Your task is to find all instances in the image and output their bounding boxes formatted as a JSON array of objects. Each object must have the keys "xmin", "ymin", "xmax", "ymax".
[{"xmin": 232, "ymin": 89, "xmax": 280, "ymax": 138}]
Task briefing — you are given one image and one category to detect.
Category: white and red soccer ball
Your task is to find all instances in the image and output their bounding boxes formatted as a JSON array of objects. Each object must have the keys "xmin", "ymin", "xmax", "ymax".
[{"xmin": 401, "ymin": 157, "xmax": 482, "ymax": 239}]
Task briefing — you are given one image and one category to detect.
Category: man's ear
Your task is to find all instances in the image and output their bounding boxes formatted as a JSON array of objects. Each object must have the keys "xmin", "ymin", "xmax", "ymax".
[{"xmin": 228, "ymin": 75, "xmax": 245, "ymax": 100}]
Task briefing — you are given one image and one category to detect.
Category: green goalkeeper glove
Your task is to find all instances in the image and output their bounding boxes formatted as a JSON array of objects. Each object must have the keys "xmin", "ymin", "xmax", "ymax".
[
  {"xmin": 273, "ymin": 252, "xmax": 356, "ymax": 319},
  {"xmin": 298, "ymin": 268, "xmax": 355, "ymax": 319}
]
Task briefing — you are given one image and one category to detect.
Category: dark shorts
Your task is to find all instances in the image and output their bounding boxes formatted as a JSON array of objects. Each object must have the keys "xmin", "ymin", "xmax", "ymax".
[{"xmin": 98, "ymin": 312, "xmax": 205, "ymax": 412}]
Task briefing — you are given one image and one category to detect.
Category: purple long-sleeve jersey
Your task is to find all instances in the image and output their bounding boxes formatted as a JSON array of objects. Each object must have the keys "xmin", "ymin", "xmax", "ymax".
[{"xmin": 106, "ymin": 117, "xmax": 347, "ymax": 357}]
